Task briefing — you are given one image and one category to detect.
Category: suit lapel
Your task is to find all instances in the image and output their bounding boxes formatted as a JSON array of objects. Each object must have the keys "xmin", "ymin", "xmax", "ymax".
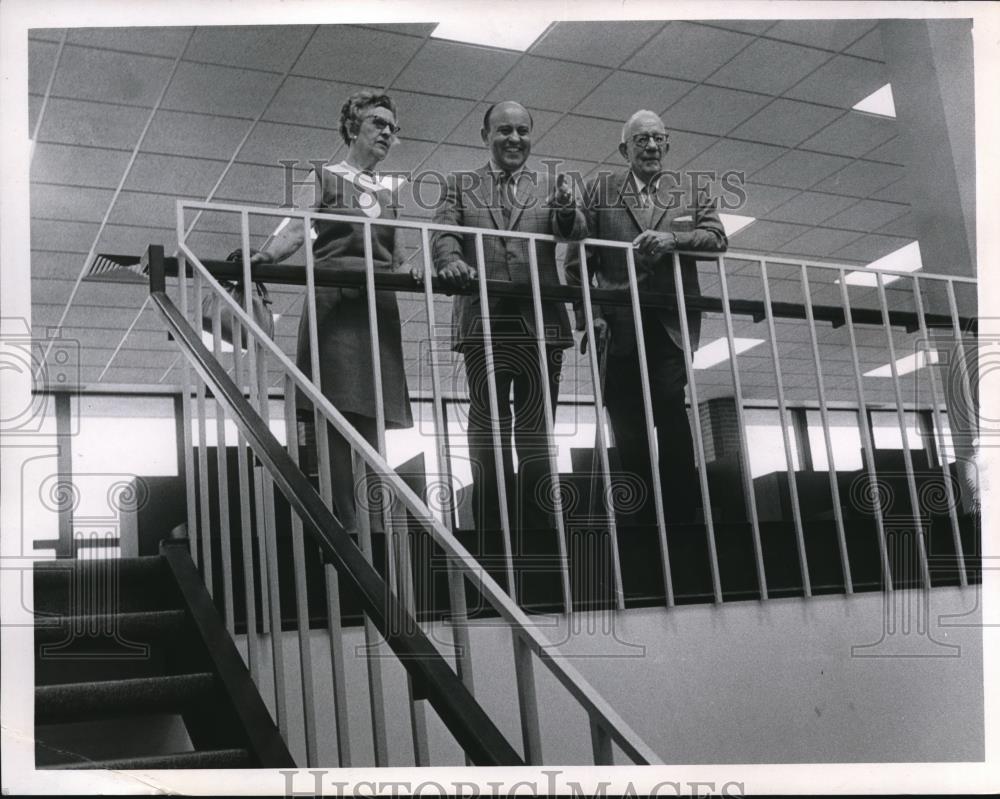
[
  {"xmin": 477, "ymin": 167, "xmax": 505, "ymax": 230},
  {"xmin": 617, "ymin": 173, "xmax": 645, "ymax": 232},
  {"xmin": 507, "ymin": 170, "xmax": 532, "ymax": 230},
  {"xmin": 649, "ymin": 172, "xmax": 680, "ymax": 231}
]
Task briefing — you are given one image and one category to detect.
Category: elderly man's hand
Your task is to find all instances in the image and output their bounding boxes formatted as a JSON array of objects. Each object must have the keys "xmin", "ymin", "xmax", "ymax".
[
  {"xmin": 632, "ymin": 230, "xmax": 677, "ymax": 263},
  {"xmin": 436, "ymin": 258, "xmax": 477, "ymax": 292}
]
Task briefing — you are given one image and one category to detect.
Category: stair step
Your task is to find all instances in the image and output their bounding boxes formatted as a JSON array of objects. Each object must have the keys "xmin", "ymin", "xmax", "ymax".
[
  {"xmin": 43, "ymin": 747, "xmax": 252, "ymax": 770},
  {"xmin": 33, "ymin": 556, "xmax": 183, "ymax": 614},
  {"xmin": 36, "ymin": 673, "xmax": 216, "ymax": 724},
  {"xmin": 35, "ymin": 609, "xmax": 188, "ymax": 645}
]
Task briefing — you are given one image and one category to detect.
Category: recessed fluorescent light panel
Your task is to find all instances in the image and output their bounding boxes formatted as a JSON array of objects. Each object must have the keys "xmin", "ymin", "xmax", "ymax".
[
  {"xmin": 693, "ymin": 337, "xmax": 764, "ymax": 369},
  {"xmin": 853, "ymin": 84, "xmax": 896, "ymax": 118},
  {"xmin": 841, "ymin": 241, "xmax": 922, "ymax": 287},
  {"xmin": 431, "ymin": 18, "xmax": 551, "ymax": 51},
  {"xmin": 720, "ymin": 214, "xmax": 756, "ymax": 237},
  {"xmin": 864, "ymin": 350, "xmax": 940, "ymax": 378}
]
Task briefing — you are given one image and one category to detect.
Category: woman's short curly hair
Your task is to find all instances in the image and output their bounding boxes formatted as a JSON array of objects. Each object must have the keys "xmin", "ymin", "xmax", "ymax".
[{"xmin": 339, "ymin": 90, "xmax": 397, "ymax": 145}]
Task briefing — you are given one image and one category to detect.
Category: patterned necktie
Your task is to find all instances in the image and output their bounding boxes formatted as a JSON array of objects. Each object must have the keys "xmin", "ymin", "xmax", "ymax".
[
  {"xmin": 639, "ymin": 183, "xmax": 655, "ymax": 230},
  {"xmin": 499, "ymin": 173, "xmax": 514, "ymax": 227}
]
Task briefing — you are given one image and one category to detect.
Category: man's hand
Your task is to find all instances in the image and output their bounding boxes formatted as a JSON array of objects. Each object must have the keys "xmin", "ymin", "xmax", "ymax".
[
  {"xmin": 435, "ymin": 258, "xmax": 477, "ymax": 291},
  {"xmin": 580, "ymin": 316, "xmax": 609, "ymax": 355},
  {"xmin": 632, "ymin": 230, "xmax": 677, "ymax": 262}
]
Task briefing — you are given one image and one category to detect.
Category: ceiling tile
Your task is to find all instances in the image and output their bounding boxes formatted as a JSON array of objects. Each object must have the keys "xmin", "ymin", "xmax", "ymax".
[
  {"xmin": 211, "ymin": 162, "xmax": 290, "ymax": 206},
  {"xmin": 830, "ymin": 233, "xmax": 911, "ymax": 262},
  {"xmin": 30, "ymin": 219, "xmax": 99, "ymax": 254},
  {"xmin": 30, "ymin": 143, "xmax": 131, "ymax": 189},
  {"xmin": 530, "ymin": 21, "xmax": 665, "ymax": 67},
  {"xmin": 684, "ymin": 138, "xmax": 786, "ymax": 176},
  {"xmin": 766, "ymin": 191, "xmax": 857, "ymax": 225},
  {"xmin": 812, "ymin": 159, "xmax": 903, "ymax": 196},
  {"xmin": 533, "ymin": 116, "xmax": 623, "ymax": 163},
  {"xmin": 29, "ymin": 29, "xmax": 65, "ymax": 42},
  {"xmin": 66, "ymin": 27, "xmax": 193, "ymax": 57},
  {"xmin": 36, "ymin": 98, "xmax": 148, "ymax": 151},
  {"xmin": 750, "ymin": 149, "xmax": 852, "ymax": 189},
  {"xmin": 394, "ymin": 40, "xmax": 519, "ymax": 99},
  {"xmin": 873, "ymin": 210, "xmax": 916, "ymax": 238},
  {"xmin": 711, "ymin": 38, "xmax": 830, "ymax": 95},
  {"xmin": 785, "ymin": 54, "xmax": 888, "ymax": 108},
  {"xmin": 845, "ymin": 28, "xmax": 884, "ymax": 60},
  {"xmin": 361, "ymin": 23, "xmax": 437, "ymax": 36},
  {"xmin": 777, "ymin": 227, "xmax": 863, "ymax": 257},
  {"xmin": 862, "ymin": 135, "xmax": 903, "ymax": 164},
  {"xmin": 96, "ymin": 224, "xmax": 174, "ymax": 255},
  {"xmin": 445, "ymin": 104, "xmax": 562, "ymax": 146},
  {"xmin": 185, "ymin": 26, "xmax": 314, "ymax": 73},
  {"xmin": 30, "ymin": 278, "xmax": 79, "ymax": 307},
  {"xmin": 31, "ymin": 251, "xmax": 88, "ymax": 279},
  {"xmin": 236, "ymin": 121, "xmax": 340, "ymax": 166},
  {"xmin": 765, "ymin": 20, "xmax": 878, "ymax": 52},
  {"xmin": 872, "ymin": 176, "xmax": 911, "ymax": 203},
  {"xmin": 372, "ymin": 138, "xmax": 438, "ymax": 176},
  {"xmin": 574, "ymin": 70, "xmax": 690, "ymax": 121},
  {"xmin": 664, "ymin": 85, "xmax": 771, "ymax": 135},
  {"xmin": 799, "ymin": 112, "xmax": 896, "ymax": 157},
  {"xmin": 391, "ymin": 90, "xmax": 475, "ymax": 141},
  {"xmin": 107, "ymin": 190, "xmax": 199, "ymax": 230},
  {"xmin": 822, "ymin": 198, "xmax": 908, "ymax": 231},
  {"xmin": 124, "ymin": 152, "xmax": 227, "ymax": 196},
  {"xmin": 731, "ymin": 183, "xmax": 800, "ymax": 217},
  {"xmin": 263, "ymin": 76, "xmax": 365, "ymax": 129},
  {"xmin": 625, "ymin": 23, "xmax": 754, "ymax": 82},
  {"xmin": 413, "ymin": 143, "xmax": 485, "ymax": 179},
  {"xmin": 162, "ymin": 61, "xmax": 283, "ymax": 118},
  {"xmin": 725, "ymin": 220, "xmax": 808, "ymax": 251},
  {"xmin": 295, "ymin": 26, "xmax": 424, "ymax": 85},
  {"xmin": 29, "ymin": 40, "xmax": 59, "ymax": 95},
  {"xmin": 729, "ymin": 98, "xmax": 842, "ymax": 148},
  {"xmin": 53, "ymin": 45, "xmax": 174, "ymax": 107},
  {"xmin": 702, "ymin": 20, "xmax": 776, "ymax": 35},
  {"xmin": 143, "ymin": 110, "xmax": 254, "ymax": 160},
  {"xmin": 657, "ymin": 129, "xmax": 718, "ymax": 170},
  {"xmin": 488, "ymin": 56, "xmax": 610, "ymax": 113}
]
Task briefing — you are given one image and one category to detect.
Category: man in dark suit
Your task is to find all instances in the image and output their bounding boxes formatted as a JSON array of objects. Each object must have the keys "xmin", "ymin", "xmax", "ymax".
[
  {"xmin": 565, "ymin": 109, "xmax": 727, "ymax": 525},
  {"xmin": 427, "ymin": 100, "xmax": 586, "ymax": 535}
]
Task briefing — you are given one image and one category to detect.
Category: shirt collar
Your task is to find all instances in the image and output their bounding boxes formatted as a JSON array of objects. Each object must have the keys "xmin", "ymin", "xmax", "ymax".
[
  {"xmin": 489, "ymin": 161, "xmax": 526, "ymax": 181},
  {"xmin": 629, "ymin": 170, "xmax": 659, "ymax": 195}
]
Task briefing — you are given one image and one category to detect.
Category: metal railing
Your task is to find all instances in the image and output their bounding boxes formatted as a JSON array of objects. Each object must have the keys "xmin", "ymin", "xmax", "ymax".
[{"xmin": 151, "ymin": 198, "xmax": 667, "ymax": 767}]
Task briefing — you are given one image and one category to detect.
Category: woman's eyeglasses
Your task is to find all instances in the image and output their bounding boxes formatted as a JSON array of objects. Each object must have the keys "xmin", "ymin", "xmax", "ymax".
[{"xmin": 362, "ymin": 115, "xmax": 402, "ymax": 136}]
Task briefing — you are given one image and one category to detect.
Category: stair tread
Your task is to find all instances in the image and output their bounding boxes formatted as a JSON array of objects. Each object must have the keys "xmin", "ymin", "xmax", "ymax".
[
  {"xmin": 37, "ymin": 672, "xmax": 216, "ymax": 724},
  {"xmin": 42, "ymin": 747, "xmax": 252, "ymax": 770}
]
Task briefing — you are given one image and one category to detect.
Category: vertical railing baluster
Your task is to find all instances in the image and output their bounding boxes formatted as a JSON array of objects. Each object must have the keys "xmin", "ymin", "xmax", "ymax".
[
  {"xmin": 282, "ymin": 373, "xmax": 319, "ymax": 766},
  {"xmin": 913, "ymin": 286, "xmax": 965, "ymax": 579},
  {"xmin": 303, "ymin": 215, "xmax": 352, "ymax": 766},
  {"xmin": 526, "ymin": 238, "xmax": 572, "ymax": 615},
  {"xmin": 473, "ymin": 232, "xmax": 517, "ymax": 601},
  {"xmin": 241, "ymin": 212, "xmax": 288, "ymax": 737},
  {"xmin": 799, "ymin": 264, "xmax": 853, "ymax": 593},
  {"xmin": 837, "ymin": 270, "xmax": 893, "ymax": 591},
  {"xmin": 875, "ymin": 272, "xmax": 931, "ymax": 589},
  {"xmin": 419, "ymin": 227, "xmax": 475, "ymax": 766},
  {"xmin": 716, "ymin": 256, "xmax": 767, "ymax": 599},
  {"xmin": 622, "ymin": 246, "xmax": 675, "ymax": 605},
  {"xmin": 302, "ymin": 214, "xmax": 352, "ymax": 768},
  {"xmin": 211, "ymin": 301, "xmax": 235, "ymax": 632},
  {"xmin": 759, "ymin": 260, "xmax": 811, "ymax": 596},
  {"xmin": 512, "ymin": 633, "xmax": 543, "ymax": 764},
  {"xmin": 231, "ymin": 318, "xmax": 262, "ymax": 678},
  {"xmin": 589, "ymin": 716, "xmax": 614, "ymax": 765},
  {"xmin": 193, "ymin": 269, "xmax": 214, "ymax": 595},
  {"xmin": 671, "ymin": 253, "xmax": 721, "ymax": 603},
  {"xmin": 575, "ymin": 243, "xmax": 625, "ymax": 610},
  {"xmin": 174, "ymin": 235, "xmax": 199, "ymax": 568},
  {"xmin": 945, "ymin": 279, "xmax": 975, "ymax": 585}
]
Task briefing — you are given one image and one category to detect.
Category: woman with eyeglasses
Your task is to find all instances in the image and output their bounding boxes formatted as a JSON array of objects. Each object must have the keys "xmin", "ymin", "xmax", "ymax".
[{"xmin": 251, "ymin": 89, "xmax": 411, "ymax": 541}]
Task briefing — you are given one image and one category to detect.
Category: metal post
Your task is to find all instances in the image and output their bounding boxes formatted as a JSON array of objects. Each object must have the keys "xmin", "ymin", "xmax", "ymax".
[{"xmin": 211, "ymin": 302, "xmax": 235, "ymax": 632}]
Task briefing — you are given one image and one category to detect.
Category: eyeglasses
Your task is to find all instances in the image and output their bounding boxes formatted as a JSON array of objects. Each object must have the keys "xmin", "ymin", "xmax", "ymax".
[
  {"xmin": 630, "ymin": 133, "xmax": 669, "ymax": 148},
  {"xmin": 362, "ymin": 115, "xmax": 401, "ymax": 136}
]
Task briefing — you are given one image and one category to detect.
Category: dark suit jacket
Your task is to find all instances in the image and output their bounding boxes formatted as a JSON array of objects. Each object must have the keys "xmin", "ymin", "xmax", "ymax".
[
  {"xmin": 565, "ymin": 169, "xmax": 727, "ymax": 357},
  {"xmin": 431, "ymin": 164, "xmax": 587, "ymax": 352}
]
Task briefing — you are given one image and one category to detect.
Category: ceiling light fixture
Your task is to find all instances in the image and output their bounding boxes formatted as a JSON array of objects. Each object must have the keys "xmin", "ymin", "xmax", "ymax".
[
  {"xmin": 431, "ymin": 18, "xmax": 552, "ymax": 51},
  {"xmin": 864, "ymin": 350, "xmax": 940, "ymax": 378},
  {"xmin": 840, "ymin": 241, "xmax": 922, "ymax": 287},
  {"xmin": 852, "ymin": 84, "xmax": 896, "ymax": 118},
  {"xmin": 693, "ymin": 337, "xmax": 764, "ymax": 369}
]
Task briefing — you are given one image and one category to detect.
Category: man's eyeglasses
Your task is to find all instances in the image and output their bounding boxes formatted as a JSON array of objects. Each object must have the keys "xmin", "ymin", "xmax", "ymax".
[
  {"xmin": 363, "ymin": 115, "xmax": 402, "ymax": 136},
  {"xmin": 631, "ymin": 133, "xmax": 669, "ymax": 148}
]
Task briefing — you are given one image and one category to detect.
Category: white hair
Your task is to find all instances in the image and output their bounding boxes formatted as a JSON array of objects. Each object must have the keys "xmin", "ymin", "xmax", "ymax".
[{"xmin": 621, "ymin": 109, "xmax": 663, "ymax": 142}]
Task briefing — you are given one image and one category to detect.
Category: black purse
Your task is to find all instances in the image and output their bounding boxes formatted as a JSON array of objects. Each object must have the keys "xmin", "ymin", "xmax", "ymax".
[{"xmin": 201, "ymin": 249, "xmax": 275, "ymax": 349}]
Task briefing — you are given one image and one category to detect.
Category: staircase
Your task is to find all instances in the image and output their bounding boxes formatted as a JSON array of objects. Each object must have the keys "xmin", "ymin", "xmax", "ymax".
[{"xmin": 33, "ymin": 543, "xmax": 294, "ymax": 769}]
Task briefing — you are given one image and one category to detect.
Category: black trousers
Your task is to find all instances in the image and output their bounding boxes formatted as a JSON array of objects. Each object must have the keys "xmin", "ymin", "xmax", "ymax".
[
  {"xmin": 462, "ymin": 324, "xmax": 563, "ymax": 534},
  {"xmin": 603, "ymin": 316, "xmax": 700, "ymax": 525}
]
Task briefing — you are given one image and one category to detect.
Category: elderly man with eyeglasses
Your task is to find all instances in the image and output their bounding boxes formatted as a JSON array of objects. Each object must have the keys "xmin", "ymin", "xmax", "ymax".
[{"xmin": 565, "ymin": 109, "xmax": 727, "ymax": 531}]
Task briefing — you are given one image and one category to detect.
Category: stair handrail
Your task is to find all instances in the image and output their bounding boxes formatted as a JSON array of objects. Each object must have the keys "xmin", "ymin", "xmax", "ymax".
[{"xmin": 152, "ymin": 229, "xmax": 664, "ymax": 764}]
